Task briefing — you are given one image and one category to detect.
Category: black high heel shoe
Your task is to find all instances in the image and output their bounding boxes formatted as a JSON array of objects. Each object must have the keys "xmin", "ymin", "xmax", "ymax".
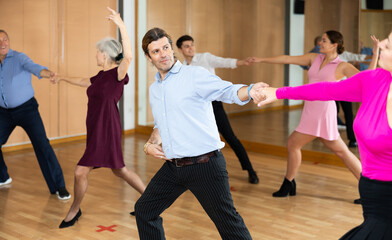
[
  {"xmin": 59, "ymin": 209, "xmax": 82, "ymax": 228},
  {"xmin": 272, "ymin": 178, "xmax": 296, "ymax": 197}
]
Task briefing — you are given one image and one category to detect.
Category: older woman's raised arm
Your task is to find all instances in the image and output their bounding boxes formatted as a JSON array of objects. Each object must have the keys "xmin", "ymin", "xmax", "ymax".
[{"xmin": 107, "ymin": 7, "xmax": 132, "ymax": 81}]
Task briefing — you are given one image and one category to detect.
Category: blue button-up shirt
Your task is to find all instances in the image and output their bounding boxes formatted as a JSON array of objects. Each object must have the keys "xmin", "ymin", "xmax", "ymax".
[
  {"xmin": 0, "ymin": 49, "xmax": 47, "ymax": 108},
  {"xmin": 149, "ymin": 60, "xmax": 249, "ymax": 159}
]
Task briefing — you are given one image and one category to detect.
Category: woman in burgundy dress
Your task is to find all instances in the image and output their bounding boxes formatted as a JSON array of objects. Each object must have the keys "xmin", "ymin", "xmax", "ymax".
[{"xmin": 55, "ymin": 7, "xmax": 145, "ymax": 228}]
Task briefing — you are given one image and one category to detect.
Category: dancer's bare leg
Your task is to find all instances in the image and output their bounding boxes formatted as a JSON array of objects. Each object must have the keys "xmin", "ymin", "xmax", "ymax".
[
  {"xmin": 285, "ymin": 131, "xmax": 316, "ymax": 180},
  {"xmin": 63, "ymin": 165, "xmax": 92, "ymax": 222},
  {"xmin": 112, "ymin": 167, "xmax": 145, "ymax": 194},
  {"xmin": 320, "ymin": 136, "xmax": 362, "ymax": 180}
]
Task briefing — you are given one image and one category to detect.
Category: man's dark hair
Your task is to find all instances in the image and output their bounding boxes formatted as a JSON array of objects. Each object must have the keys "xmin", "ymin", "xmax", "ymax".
[
  {"xmin": 176, "ymin": 35, "xmax": 194, "ymax": 49},
  {"xmin": 142, "ymin": 28, "xmax": 173, "ymax": 57}
]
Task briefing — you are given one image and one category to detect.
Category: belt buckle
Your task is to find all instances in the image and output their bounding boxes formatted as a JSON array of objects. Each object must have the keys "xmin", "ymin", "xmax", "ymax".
[{"xmin": 174, "ymin": 159, "xmax": 182, "ymax": 167}]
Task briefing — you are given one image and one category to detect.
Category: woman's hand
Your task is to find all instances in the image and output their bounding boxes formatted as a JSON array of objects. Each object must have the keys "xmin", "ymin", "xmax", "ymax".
[
  {"xmin": 51, "ymin": 74, "xmax": 61, "ymax": 84},
  {"xmin": 371, "ymin": 35, "xmax": 380, "ymax": 56},
  {"xmin": 254, "ymin": 87, "xmax": 278, "ymax": 107},
  {"xmin": 247, "ymin": 57, "xmax": 264, "ymax": 63},
  {"xmin": 249, "ymin": 82, "xmax": 269, "ymax": 103},
  {"xmin": 106, "ymin": 7, "xmax": 123, "ymax": 26}
]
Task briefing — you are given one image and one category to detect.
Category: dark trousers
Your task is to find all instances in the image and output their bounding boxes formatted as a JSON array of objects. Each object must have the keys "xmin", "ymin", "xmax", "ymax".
[
  {"xmin": 212, "ymin": 101, "xmax": 254, "ymax": 172},
  {"xmin": 0, "ymin": 97, "xmax": 65, "ymax": 193},
  {"xmin": 336, "ymin": 101, "xmax": 356, "ymax": 142},
  {"xmin": 134, "ymin": 151, "xmax": 252, "ymax": 240}
]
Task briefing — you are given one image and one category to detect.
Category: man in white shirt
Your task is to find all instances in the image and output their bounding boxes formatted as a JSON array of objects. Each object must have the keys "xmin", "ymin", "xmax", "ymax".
[{"xmin": 176, "ymin": 35, "xmax": 259, "ymax": 184}]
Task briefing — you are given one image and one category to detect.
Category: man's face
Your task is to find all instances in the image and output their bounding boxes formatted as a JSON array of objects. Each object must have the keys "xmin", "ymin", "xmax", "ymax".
[
  {"xmin": 146, "ymin": 37, "xmax": 175, "ymax": 74},
  {"xmin": 179, "ymin": 40, "xmax": 195, "ymax": 58},
  {"xmin": 0, "ymin": 32, "xmax": 10, "ymax": 57}
]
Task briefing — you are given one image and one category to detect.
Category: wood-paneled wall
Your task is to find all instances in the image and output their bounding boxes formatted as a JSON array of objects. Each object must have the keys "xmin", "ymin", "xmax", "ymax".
[
  {"xmin": 360, "ymin": 10, "xmax": 392, "ymax": 47},
  {"xmin": 142, "ymin": 0, "xmax": 286, "ymax": 124},
  {"xmin": 0, "ymin": 0, "xmax": 116, "ymax": 147},
  {"xmin": 304, "ymin": 0, "xmax": 360, "ymax": 54}
]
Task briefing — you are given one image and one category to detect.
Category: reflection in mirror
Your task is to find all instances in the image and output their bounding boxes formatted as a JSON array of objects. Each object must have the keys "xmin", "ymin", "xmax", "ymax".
[
  {"xmin": 136, "ymin": 0, "xmax": 383, "ymax": 163},
  {"xmin": 359, "ymin": 10, "xmax": 392, "ymax": 50}
]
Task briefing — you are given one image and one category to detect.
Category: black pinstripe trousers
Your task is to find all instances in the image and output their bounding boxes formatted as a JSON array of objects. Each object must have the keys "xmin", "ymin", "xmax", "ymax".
[{"xmin": 134, "ymin": 150, "xmax": 252, "ymax": 240}]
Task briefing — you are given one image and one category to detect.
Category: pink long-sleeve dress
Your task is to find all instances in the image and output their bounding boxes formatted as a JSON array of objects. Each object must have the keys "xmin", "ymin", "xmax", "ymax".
[
  {"xmin": 277, "ymin": 68, "xmax": 392, "ymax": 240},
  {"xmin": 295, "ymin": 54, "xmax": 342, "ymax": 140}
]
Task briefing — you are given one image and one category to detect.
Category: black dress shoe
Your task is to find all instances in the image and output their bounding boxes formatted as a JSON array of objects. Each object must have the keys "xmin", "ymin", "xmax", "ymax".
[
  {"xmin": 248, "ymin": 171, "xmax": 259, "ymax": 184},
  {"xmin": 348, "ymin": 141, "xmax": 358, "ymax": 148},
  {"xmin": 130, "ymin": 211, "xmax": 135, "ymax": 216},
  {"xmin": 353, "ymin": 198, "xmax": 362, "ymax": 204},
  {"xmin": 59, "ymin": 209, "xmax": 82, "ymax": 228}
]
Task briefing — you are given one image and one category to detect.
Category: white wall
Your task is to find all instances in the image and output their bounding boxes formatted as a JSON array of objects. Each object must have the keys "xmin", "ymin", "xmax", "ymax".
[
  {"xmin": 137, "ymin": 0, "xmax": 148, "ymax": 126},
  {"xmin": 122, "ymin": 0, "xmax": 136, "ymax": 130},
  {"xmin": 288, "ymin": 0, "xmax": 305, "ymax": 106},
  {"xmin": 386, "ymin": 0, "xmax": 392, "ymax": 9}
]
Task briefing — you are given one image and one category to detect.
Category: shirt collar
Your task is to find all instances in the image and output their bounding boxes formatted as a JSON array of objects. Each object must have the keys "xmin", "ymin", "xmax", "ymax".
[
  {"xmin": 321, "ymin": 54, "xmax": 340, "ymax": 64},
  {"xmin": 6, "ymin": 49, "xmax": 15, "ymax": 58},
  {"xmin": 1, "ymin": 49, "xmax": 14, "ymax": 63},
  {"xmin": 331, "ymin": 55, "xmax": 340, "ymax": 63},
  {"xmin": 154, "ymin": 60, "xmax": 182, "ymax": 82}
]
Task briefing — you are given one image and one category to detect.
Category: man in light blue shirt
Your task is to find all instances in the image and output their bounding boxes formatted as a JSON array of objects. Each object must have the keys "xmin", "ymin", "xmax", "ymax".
[
  {"xmin": 0, "ymin": 30, "xmax": 70, "ymax": 200},
  {"xmin": 134, "ymin": 28, "xmax": 264, "ymax": 240}
]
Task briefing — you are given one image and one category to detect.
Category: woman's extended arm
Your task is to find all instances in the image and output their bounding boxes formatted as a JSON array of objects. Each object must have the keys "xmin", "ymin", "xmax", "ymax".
[
  {"xmin": 255, "ymin": 71, "xmax": 367, "ymax": 107},
  {"xmin": 249, "ymin": 53, "xmax": 317, "ymax": 67},
  {"xmin": 52, "ymin": 76, "xmax": 91, "ymax": 87},
  {"xmin": 106, "ymin": 7, "xmax": 132, "ymax": 81}
]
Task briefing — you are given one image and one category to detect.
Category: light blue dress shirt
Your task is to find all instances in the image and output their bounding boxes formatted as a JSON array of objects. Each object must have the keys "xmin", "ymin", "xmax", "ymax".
[
  {"xmin": 0, "ymin": 49, "xmax": 47, "ymax": 108},
  {"xmin": 149, "ymin": 60, "xmax": 249, "ymax": 159}
]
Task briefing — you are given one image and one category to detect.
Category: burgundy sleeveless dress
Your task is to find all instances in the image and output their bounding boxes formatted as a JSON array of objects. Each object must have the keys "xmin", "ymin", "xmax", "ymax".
[{"xmin": 78, "ymin": 67, "xmax": 129, "ymax": 169}]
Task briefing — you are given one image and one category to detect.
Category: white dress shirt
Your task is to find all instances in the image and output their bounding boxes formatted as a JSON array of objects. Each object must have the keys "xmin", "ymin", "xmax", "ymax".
[{"xmin": 183, "ymin": 52, "xmax": 237, "ymax": 74}]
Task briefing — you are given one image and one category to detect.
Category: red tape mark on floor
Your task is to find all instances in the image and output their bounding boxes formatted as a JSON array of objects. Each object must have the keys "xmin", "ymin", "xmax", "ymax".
[{"xmin": 96, "ymin": 225, "xmax": 117, "ymax": 232}]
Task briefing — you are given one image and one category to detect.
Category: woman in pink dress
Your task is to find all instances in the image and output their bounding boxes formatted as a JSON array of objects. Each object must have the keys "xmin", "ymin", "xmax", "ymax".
[
  {"xmin": 255, "ymin": 32, "xmax": 389, "ymax": 240},
  {"xmin": 54, "ymin": 7, "xmax": 145, "ymax": 228},
  {"xmin": 250, "ymin": 31, "xmax": 377, "ymax": 199}
]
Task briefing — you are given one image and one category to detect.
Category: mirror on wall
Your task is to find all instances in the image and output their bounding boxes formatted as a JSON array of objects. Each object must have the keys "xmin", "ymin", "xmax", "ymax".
[{"xmin": 136, "ymin": 0, "xmax": 391, "ymax": 159}]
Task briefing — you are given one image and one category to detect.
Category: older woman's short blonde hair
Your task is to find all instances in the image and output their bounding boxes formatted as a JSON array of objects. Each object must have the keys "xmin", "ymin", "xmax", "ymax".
[{"xmin": 96, "ymin": 37, "xmax": 123, "ymax": 64}]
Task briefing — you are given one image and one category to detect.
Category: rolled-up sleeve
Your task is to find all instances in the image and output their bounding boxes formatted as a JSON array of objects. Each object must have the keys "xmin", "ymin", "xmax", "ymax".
[{"xmin": 19, "ymin": 53, "xmax": 47, "ymax": 79}]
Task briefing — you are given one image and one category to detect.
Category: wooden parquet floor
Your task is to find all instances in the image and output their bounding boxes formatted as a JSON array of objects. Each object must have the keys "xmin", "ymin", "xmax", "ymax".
[{"xmin": 0, "ymin": 133, "xmax": 363, "ymax": 240}]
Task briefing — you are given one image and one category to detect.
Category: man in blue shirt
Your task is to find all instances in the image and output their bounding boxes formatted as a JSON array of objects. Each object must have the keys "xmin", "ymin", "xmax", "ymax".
[
  {"xmin": 0, "ymin": 30, "xmax": 70, "ymax": 200},
  {"xmin": 133, "ymin": 27, "xmax": 264, "ymax": 240}
]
